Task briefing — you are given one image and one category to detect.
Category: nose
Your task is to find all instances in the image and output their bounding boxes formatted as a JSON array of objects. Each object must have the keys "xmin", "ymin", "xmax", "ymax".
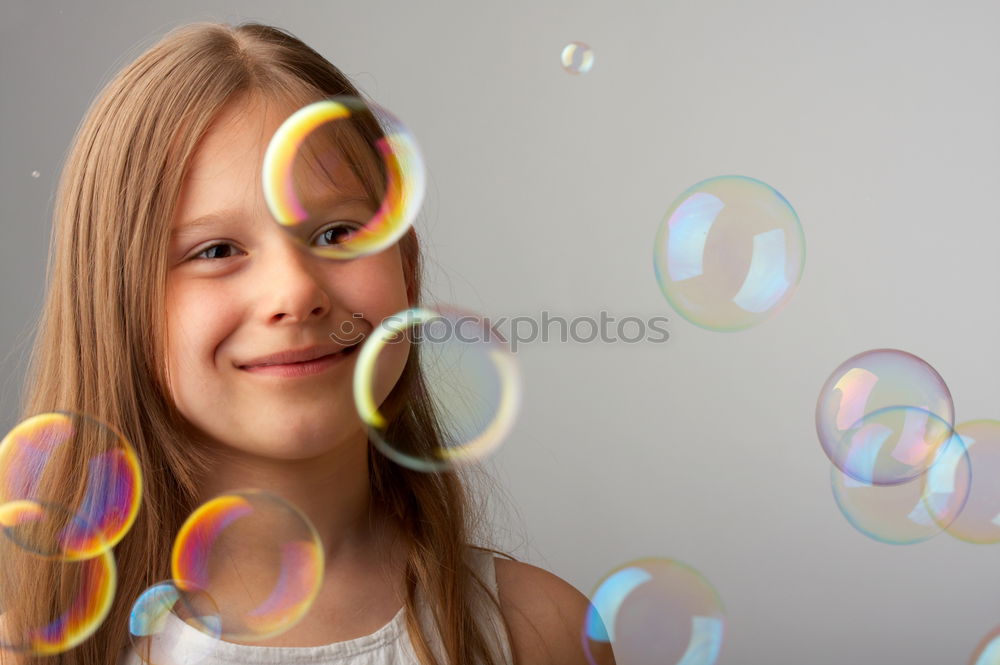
[{"xmin": 254, "ymin": 235, "xmax": 332, "ymax": 325}]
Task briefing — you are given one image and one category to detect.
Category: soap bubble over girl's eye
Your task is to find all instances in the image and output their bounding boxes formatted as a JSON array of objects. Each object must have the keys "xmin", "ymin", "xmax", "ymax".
[
  {"xmin": 315, "ymin": 221, "xmax": 359, "ymax": 247},
  {"xmin": 583, "ymin": 557, "xmax": 725, "ymax": 665},
  {"xmin": 652, "ymin": 175, "xmax": 805, "ymax": 332},
  {"xmin": 262, "ymin": 96, "xmax": 425, "ymax": 261},
  {"xmin": 352, "ymin": 305, "xmax": 522, "ymax": 473},
  {"xmin": 170, "ymin": 489, "xmax": 324, "ymax": 642},
  {"xmin": 561, "ymin": 42, "xmax": 595, "ymax": 74}
]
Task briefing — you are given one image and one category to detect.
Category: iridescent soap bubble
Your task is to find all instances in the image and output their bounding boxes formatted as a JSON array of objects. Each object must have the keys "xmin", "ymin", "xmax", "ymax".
[
  {"xmin": 171, "ymin": 489, "xmax": 324, "ymax": 641},
  {"xmin": 262, "ymin": 96, "xmax": 425, "ymax": 261},
  {"xmin": 129, "ymin": 580, "xmax": 221, "ymax": 664},
  {"xmin": 583, "ymin": 558, "xmax": 724, "ymax": 665},
  {"xmin": 652, "ymin": 175, "xmax": 805, "ymax": 331},
  {"xmin": 353, "ymin": 305, "xmax": 522, "ymax": 473},
  {"xmin": 0, "ymin": 499, "xmax": 107, "ymax": 560},
  {"xmin": 969, "ymin": 626, "xmax": 1000, "ymax": 665},
  {"xmin": 934, "ymin": 420, "xmax": 1000, "ymax": 544},
  {"xmin": 816, "ymin": 350, "xmax": 954, "ymax": 482},
  {"xmin": 561, "ymin": 42, "xmax": 594, "ymax": 74},
  {"xmin": 831, "ymin": 414, "xmax": 971, "ymax": 545},
  {"xmin": 0, "ymin": 412, "xmax": 143, "ymax": 560},
  {"xmin": 30, "ymin": 171, "xmax": 40, "ymax": 179},
  {"xmin": 835, "ymin": 406, "xmax": 955, "ymax": 485},
  {"xmin": 0, "ymin": 528, "xmax": 116, "ymax": 655}
]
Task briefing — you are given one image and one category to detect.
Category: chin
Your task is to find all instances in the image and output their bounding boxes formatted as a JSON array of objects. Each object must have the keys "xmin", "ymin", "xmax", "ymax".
[{"xmin": 245, "ymin": 423, "xmax": 367, "ymax": 461}]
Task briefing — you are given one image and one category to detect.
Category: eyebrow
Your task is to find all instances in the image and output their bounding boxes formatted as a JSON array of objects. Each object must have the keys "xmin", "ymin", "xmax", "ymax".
[{"xmin": 171, "ymin": 196, "xmax": 373, "ymax": 237}]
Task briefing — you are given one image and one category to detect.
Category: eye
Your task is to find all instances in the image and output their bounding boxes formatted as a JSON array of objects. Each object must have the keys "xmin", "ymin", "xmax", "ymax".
[
  {"xmin": 314, "ymin": 221, "xmax": 363, "ymax": 247},
  {"xmin": 192, "ymin": 242, "xmax": 242, "ymax": 260}
]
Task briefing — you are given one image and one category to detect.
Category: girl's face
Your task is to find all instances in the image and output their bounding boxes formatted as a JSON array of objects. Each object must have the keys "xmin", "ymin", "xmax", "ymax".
[{"xmin": 165, "ymin": 94, "xmax": 411, "ymax": 461}]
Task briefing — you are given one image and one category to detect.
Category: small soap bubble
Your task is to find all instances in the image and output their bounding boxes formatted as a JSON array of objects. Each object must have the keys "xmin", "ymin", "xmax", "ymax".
[
  {"xmin": 129, "ymin": 580, "xmax": 221, "ymax": 664},
  {"xmin": 0, "ymin": 411, "xmax": 143, "ymax": 560},
  {"xmin": 262, "ymin": 96, "xmax": 425, "ymax": 261},
  {"xmin": 816, "ymin": 350, "xmax": 954, "ymax": 482},
  {"xmin": 30, "ymin": 171, "xmax": 40, "ymax": 179},
  {"xmin": 652, "ymin": 175, "xmax": 805, "ymax": 331},
  {"xmin": 0, "ymin": 528, "xmax": 116, "ymax": 655},
  {"xmin": 171, "ymin": 489, "xmax": 324, "ymax": 641},
  {"xmin": 831, "ymin": 416, "xmax": 971, "ymax": 545},
  {"xmin": 584, "ymin": 557, "xmax": 724, "ymax": 665},
  {"xmin": 561, "ymin": 42, "xmax": 595, "ymax": 74},
  {"xmin": 352, "ymin": 304, "xmax": 522, "ymax": 473}
]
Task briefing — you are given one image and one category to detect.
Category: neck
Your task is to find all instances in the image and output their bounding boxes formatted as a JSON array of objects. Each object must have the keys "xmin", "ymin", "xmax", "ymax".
[{"xmin": 195, "ymin": 432, "xmax": 388, "ymax": 560}]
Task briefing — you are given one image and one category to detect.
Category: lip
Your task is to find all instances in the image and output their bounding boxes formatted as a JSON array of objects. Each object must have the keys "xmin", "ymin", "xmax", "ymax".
[
  {"xmin": 240, "ymin": 344, "xmax": 353, "ymax": 368},
  {"xmin": 238, "ymin": 344, "xmax": 359, "ymax": 377}
]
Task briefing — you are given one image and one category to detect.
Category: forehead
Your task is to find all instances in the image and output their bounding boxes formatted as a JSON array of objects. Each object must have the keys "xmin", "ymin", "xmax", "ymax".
[{"xmin": 174, "ymin": 95, "xmax": 370, "ymax": 225}]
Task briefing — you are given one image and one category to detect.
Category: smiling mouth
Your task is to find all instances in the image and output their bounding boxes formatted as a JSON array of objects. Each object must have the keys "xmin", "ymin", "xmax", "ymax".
[
  {"xmin": 285, "ymin": 344, "xmax": 360, "ymax": 365},
  {"xmin": 240, "ymin": 343, "xmax": 361, "ymax": 372}
]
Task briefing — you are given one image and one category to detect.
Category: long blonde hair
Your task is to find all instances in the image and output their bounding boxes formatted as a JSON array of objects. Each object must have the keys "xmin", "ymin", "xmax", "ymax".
[{"xmin": 6, "ymin": 21, "xmax": 515, "ymax": 665}]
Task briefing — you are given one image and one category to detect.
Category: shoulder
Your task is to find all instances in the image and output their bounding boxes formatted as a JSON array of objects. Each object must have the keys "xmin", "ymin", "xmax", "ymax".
[{"xmin": 493, "ymin": 558, "xmax": 616, "ymax": 665}]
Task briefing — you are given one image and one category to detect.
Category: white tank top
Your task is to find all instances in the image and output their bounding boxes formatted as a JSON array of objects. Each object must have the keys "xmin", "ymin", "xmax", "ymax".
[{"xmin": 120, "ymin": 547, "xmax": 513, "ymax": 665}]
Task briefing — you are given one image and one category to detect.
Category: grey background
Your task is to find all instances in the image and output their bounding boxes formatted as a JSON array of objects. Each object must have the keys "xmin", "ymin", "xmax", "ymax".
[{"xmin": 4, "ymin": 1, "xmax": 1000, "ymax": 663}]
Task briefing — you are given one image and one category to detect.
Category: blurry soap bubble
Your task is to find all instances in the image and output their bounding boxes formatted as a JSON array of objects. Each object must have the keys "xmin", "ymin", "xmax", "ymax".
[
  {"xmin": 938, "ymin": 420, "xmax": 1000, "ymax": 543},
  {"xmin": 0, "ymin": 411, "xmax": 143, "ymax": 560},
  {"xmin": 561, "ymin": 42, "xmax": 595, "ymax": 74},
  {"xmin": 970, "ymin": 625, "xmax": 1000, "ymax": 665},
  {"xmin": 30, "ymin": 171, "xmax": 40, "ymax": 178},
  {"xmin": 353, "ymin": 304, "xmax": 522, "ymax": 473},
  {"xmin": 0, "ymin": 530, "xmax": 116, "ymax": 655},
  {"xmin": 170, "ymin": 489, "xmax": 324, "ymax": 642},
  {"xmin": 831, "ymin": 414, "xmax": 971, "ymax": 545},
  {"xmin": 584, "ymin": 557, "xmax": 724, "ymax": 665},
  {"xmin": 262, "ymin": 95, "xmax": 425, "ymax": 261},
  {"xmin": 816, "ymin": 349, "xmax": 954, "ymax": 480},
  {"xmin": 0, "ymin": 498, "xmax": 106, "ymax": 560},
  {"xmin": 129, "ymin": 580, "xmax": 221, "ymax": 664},
  {"xmin": 652, "ymin": 175, "xmax": 805, "ymax": 331}
]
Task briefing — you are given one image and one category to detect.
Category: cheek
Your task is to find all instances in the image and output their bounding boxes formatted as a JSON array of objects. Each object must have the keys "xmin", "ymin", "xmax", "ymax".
[{"xmin": 164, "ymin": 282, "xmax": 239, "ymax": 387}]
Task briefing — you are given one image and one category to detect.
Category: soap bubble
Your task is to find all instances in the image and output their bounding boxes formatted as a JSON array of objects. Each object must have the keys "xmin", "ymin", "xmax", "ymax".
[
  {"xmin": 0, "ymin": 499, "xmax": 107, "ymax": 560},
  {"xmin": 652, "ymin": 175, "xmax": 805, "ymax": 331},
  {"xmin": 171, "ymin": 489, "xmax": 324, "ymax": 641},
  {"xmin": 834, "ymin": 406, "xmax": 955, "ymax": 485},
  {"xmin": 816, "ymin": 349, "xmax": 954, "ymax": 481},
  {"xmin": 969, "ymin": 625, "xmax": 1000, "ymax": 665},
  {"xmin": 937, "ymin": 420, "xmax": 1000, "ymax": 543},
  {"xmin": 129, "ymin": 580, "xmax": 221, "ymax": 664},
  {"xmin": 832, "ymin": 416, "xmax": 971, "ymax": 545},
  {"xmin": 584, "ymin": 557, "xmax": 724, "ymax": 665},
  {"xmin": 0, "ymin": 412, "xmax": 142, "ymax": 560},
  {"xmin": 262, "ymin": 96, "xmax": 425, "ymax": 261},
  {"xmin": 0, "ymin": 529, "xmax": 116, "ymax": 655},
  {"xmin": 353, "ymin": 305, "xmax": 522, "ymax": 472},
  {"xmin": 561, "ymin": 42, "xmax": 595, "ymax": 74}
]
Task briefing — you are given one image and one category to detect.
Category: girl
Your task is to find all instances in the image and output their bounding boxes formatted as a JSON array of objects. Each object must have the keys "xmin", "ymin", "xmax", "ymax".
[{"xmin": 3, "ymin": 20, "xmax": 613, "ymax": 665}]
